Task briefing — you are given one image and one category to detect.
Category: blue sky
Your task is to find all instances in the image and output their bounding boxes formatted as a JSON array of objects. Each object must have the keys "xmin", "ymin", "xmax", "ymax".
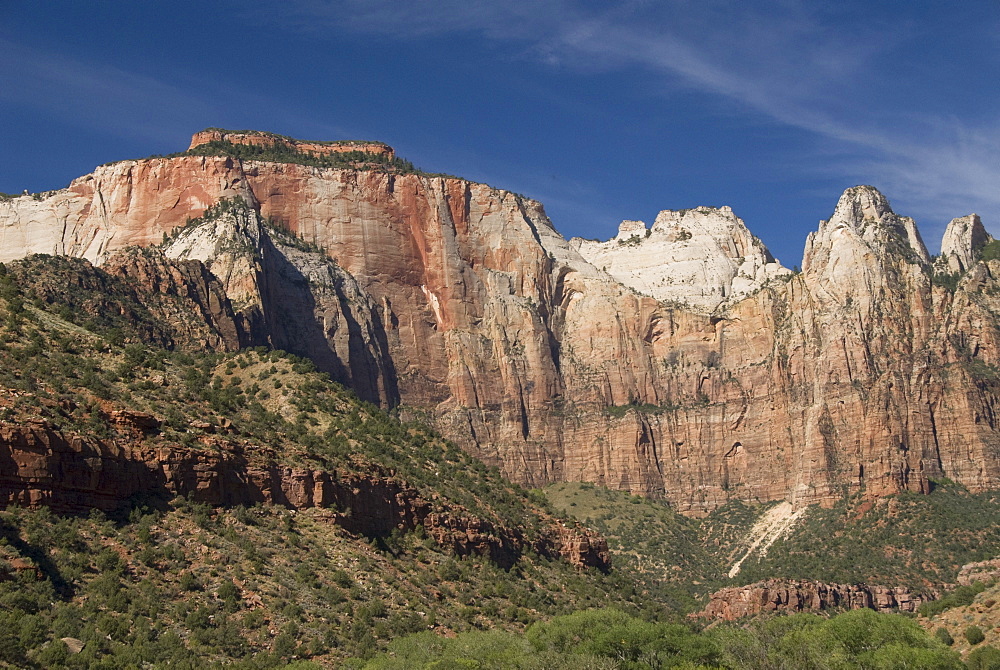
[{"xmin": 2, "ymin": 1, "xmax": 998, "ymax": 266}]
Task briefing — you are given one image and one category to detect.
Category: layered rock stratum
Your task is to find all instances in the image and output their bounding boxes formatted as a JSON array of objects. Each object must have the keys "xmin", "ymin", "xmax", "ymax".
[
  {"xmin": 3, "ymin": 130, "xmax": 1000, "ymax": 514},
  {"xmin": 697, "ymin": 579, "xmax": 935, "ymax": 620},
  {"xmin": 0, "ymin": 406, "xmax": 609, "ymax": 571}
]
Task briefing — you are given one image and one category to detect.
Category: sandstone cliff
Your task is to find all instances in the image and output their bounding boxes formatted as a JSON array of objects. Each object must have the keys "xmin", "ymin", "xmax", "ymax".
[
  {"xmin": 188, "ymin": 128, "xmax": 395, "ymax": 160},
  {"xmin": 159, "ymin": 200, "xmax": 398, "ymax": 403},
  {"xmin": 938, "ymin": 214, "xmax": 991, "ymax": 275},
  {"xmin": 697, "ymin": 579, "xmax": 935, "ymax": 620},
  {"xmin": 3, "ymin": 133, "xmax": 1000, "ymax": 514}
]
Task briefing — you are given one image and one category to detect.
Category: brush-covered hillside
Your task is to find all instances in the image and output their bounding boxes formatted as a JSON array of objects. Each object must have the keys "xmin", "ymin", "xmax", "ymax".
[
  {"xmin": 0, "ymin": 243, "xmax": 994, "ymax": 670},
  {"xmin": 0, "ymin": 254, "xmax": 667, "ymax": 668}
]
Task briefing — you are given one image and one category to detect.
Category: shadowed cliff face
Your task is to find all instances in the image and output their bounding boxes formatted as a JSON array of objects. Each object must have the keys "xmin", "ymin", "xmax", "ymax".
[
  {"xmin": 3, "ymin": 143, "xmax": 1000, "ymax": 514},
  {"xmin": 159, "ymin": 202, "xmax": 399, "ymax": 405}
]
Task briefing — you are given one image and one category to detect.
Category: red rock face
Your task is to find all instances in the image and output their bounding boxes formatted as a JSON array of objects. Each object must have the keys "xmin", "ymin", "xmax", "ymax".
[
  {"xmin": 0, "ymin": 419, "xmax": 608, "ymax": 571},
  {"xmin": 696, "ymin": 579, "xmax": 936, "ymax": 620},
  {"xmin": 3, "ymin": 154, "xmax": 1000, "ymax": 514},
  {"xmin": 103, "ymin": 247, "xmax": 245, "ymax": 351}
]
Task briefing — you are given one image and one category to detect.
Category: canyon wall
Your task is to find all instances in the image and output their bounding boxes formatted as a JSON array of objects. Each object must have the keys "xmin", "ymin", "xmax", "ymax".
[{"xmin": 3, "ymin": 134, "xmax": 1000, "ymax": 513}]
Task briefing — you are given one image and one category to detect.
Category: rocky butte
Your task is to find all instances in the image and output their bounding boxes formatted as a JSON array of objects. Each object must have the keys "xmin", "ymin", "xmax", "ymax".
[
  {"xmin": 3, "ymin": 129, "xmax": 1000, "ymax": 515},
  {"xmin": 187, "ymin": 128, "xmax": 395, "ymax": 160}
]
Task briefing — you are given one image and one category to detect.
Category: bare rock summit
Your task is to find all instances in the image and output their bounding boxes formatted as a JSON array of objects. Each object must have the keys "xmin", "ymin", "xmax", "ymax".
[
  {"xmin": 571, "ymin": 205, "xmax": 789, "ymax": 313},
  {"xmin": 939, "ymin": 213, "xmax": 991, "ymax": 274}
]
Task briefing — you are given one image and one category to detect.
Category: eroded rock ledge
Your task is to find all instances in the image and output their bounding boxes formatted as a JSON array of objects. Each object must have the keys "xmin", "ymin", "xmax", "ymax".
[
  {"xmin": 696, "ymin": 578, "xmax": 936, "ymax": 620},
  {"xmin": 0, "ymin": 419, "xmax": 609, "ymax": 572}
]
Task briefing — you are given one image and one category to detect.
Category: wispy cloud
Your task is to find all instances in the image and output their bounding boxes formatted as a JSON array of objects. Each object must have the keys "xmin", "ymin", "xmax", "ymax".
[
  {"xmin": 0, "ymin": 38, "xmax": 217, "ymax": 145},
  {"xmin": 270, "ymin": 0, "xmax": 1000, "ymax": 241}
]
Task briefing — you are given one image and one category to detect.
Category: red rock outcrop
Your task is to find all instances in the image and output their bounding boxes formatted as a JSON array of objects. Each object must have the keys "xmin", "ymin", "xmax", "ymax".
[
  {"xmin": 188, "ymin": 129, "xmax": 395, "ymax": 161},
  {"xmin": 0, "ymin": 419, "xmax": 608, "ymax": 571},
  {"xmin": 4, "ymin": 136, "xmax": 1000, "ymax": 514},
  {"xmin": 697, "ymin": 579, "xmax": 936, "ymax": 620}
]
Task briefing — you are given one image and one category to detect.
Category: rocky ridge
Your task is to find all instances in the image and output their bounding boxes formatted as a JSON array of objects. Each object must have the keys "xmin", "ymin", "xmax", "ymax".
[
  {"xmin": 188, "ymin": 128, "xmax": 395, "ymax": 160},
  {"xmin": 2, "ymin": 132, "xmax": 1000, "ymax": 515},
  {"xmin": 958, "ymin": 558, "xmax": 1000, "ymax": 586}
]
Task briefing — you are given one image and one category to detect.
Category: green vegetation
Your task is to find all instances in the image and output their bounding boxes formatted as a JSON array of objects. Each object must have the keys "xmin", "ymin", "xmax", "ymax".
[
  {"xmin": 968, "ymin": 626, "xmax": 988, "ymax": 646},
  {"xmin": 981, "ymin": 240, "xmax": 1000, "ymax": 263},
  {"xmin": 544, "ymin": 483, "xmax": 728, "ymax": 610},
  {"xmin": 0, "ymin": 499, "xmax": 666, "ymax": 668},
  {"xmin": 185, "ymin": 139, "xmax": 419, "ymax": 174},
  {"xmin": 6, "ymin": 202, "xmax": 1000, "ymax": 665},
  {"xmin": 933, "ymin": 270, "xmax": 962, "ymax": 292},
  {"xmin": 617, "ymin": 233, "xmax": 645, "ymax": 247},
  {"xmin": 549, "ymin": 476, "xmax": 1000, "ymax": 616},
  {"xmin": 920, "ymin": 583, "xmax": 992, "ymax": 617},
  {"xmin": 968, "ymin": 645, "xmax": 1000, "ymax": 670},
  {"xmin": 964, "ymin": 359, "xmax": 1000, "ymax": 384},
  {"xmin": 120, "ymin": 134, "xmax": 472, "ymax": 182},
  {"xmin": 353, "ymin": 608, "xmax": 962, "ymax": 669},
  {"xmin": 734, "ymin": 484, "xmax": 1000, "ymax": 589},
  {"xmin": 0, "ymin": 253, "xmax": 683, "ymax": 666},
  {"xmin": 200, "ymin": 128, "xmax": 391, "ymax": 149},
  {"xmin": 157, "ymin": 195, "xmax": 325, "ymax": 257},
  {"xmin": 937, "ymin": 627, "xmax": 956, "ymax": 646}
]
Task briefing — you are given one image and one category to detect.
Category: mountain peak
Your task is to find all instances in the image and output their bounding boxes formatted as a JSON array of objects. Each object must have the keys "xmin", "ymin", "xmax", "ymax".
[
  {"xmin": 939, "ymin": 213, "xmax": 991, "ymax": 274},
  {"xmin": 806, "ymin": 185, "xmax": 930, "ymax": 271},
  {"xmin": 572, "ymin": 204, "xmax": 788, "ymax": 312},
  {"xmin": 830, "ymin": 185, "xmax": 895, "ymax": 229}
]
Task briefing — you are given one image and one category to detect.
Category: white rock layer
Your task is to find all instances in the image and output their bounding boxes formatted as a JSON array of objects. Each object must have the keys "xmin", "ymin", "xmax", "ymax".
[{"xmin": 570, "ymin": 206, "xmax": 789, "ymax": 313}]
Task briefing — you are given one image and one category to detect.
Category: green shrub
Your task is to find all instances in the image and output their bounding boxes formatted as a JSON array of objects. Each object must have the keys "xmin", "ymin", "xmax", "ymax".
[
  {"xmin": 935, "ymin": 627, "xmax": 954, "ymax": 646},
  {"xmin": 982, "ymin": 240, "xmax": 1000, "ymax": 262},
  {"xmin": 919, "ymin": 582, "xmax": 989, "ymax": 616},
  {"xmin": 968, "ymin": 644, "xmax": 1000, "ymax": 670},
  {"xmin": 967, "ymin": 625, "xmax": 986, "ymax": 645}
]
